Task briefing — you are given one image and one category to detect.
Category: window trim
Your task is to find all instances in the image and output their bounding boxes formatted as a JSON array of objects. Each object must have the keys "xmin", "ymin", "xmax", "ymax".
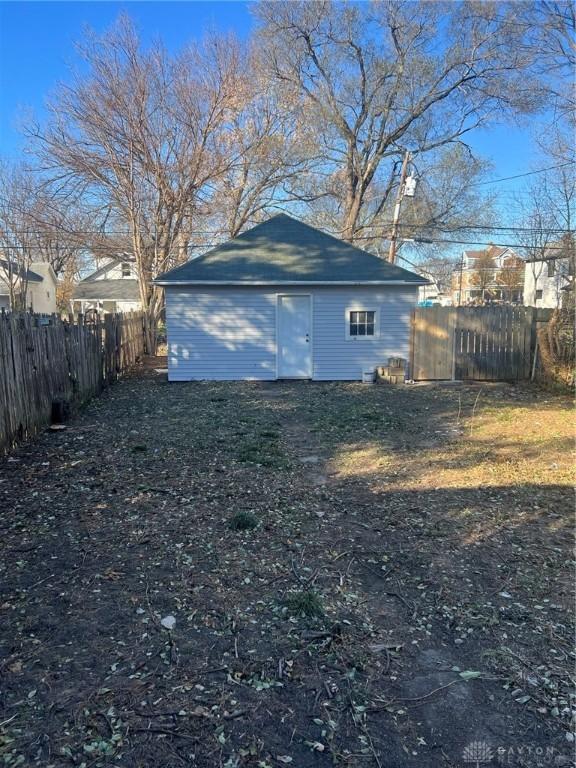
[{"xmin": 345, "ymin": 306, "xmax": 380, "ymax": 340}]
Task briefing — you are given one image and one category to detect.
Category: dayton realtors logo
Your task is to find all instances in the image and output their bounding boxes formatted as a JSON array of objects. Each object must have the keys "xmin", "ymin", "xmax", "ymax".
[
  {"xmin": 462, "ymin": 740, "xmax": 559, "ymax": 766},
  {"xmin": 463, "ymin": 741, "xmax": 495, "ymax": 766}
]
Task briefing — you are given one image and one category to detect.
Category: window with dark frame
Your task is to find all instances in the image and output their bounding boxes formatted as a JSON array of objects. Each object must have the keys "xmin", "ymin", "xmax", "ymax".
[
  {"xmin": 349, "ymin": 310, "xmax": 375, "ymax": 337},
  {"xmin": 535, "ymin": 289, "xmax": 543, "ymax": 300},
  {"xmin": 547, "ymin": 260, "xmax": 555, "ymax": 278},
  {"xmin": 121, "ymin": 262, "xmax": 131, "ymax": 277}
]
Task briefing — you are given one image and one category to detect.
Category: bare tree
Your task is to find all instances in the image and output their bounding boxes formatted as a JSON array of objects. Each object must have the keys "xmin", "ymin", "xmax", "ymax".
[
  {"xmin": 470, "ymin": 251, "xmax": 496, "ymax": 303},
  {"xmin": 497, "ymin": 255, "xmax": 525, "ymax": 303},
  {"xmin": 206, "ymin": 45, "xmax": 318, "ymax": 239},
  {"xmin": 414, "ymin": 255, "xmax": 459, "ymax": 296},
  {"xmin": 28, "ymin": 18, "xmax": 241, "ymax": 349},
  {"xmin": 255, "ymin": 1, "xmax": 540, "ymax": 242},
  {"xmin": 516, "ymin": 128, "xmax": 575, "ymax": 305},
  {"xmin": 0, "ymin": 163, "xmax": 38, "ymax": 309},
  {"xmin": 524, "ymin": 0, "xmax": 575, "ymax": 119},
  {"xmin": 0, "ymin": 161, "xmax": 109, "ymax": 311},
  {"xmin": 384, "ymin": 144, "xmax": 495, "ymax": 253}
]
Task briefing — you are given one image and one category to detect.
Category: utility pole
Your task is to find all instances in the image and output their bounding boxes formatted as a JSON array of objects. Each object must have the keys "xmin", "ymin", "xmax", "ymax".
[
  {"xmin": 388, "ymin": 150, "xmax": 411, "ymax": 264},
  {"xmin": 457, "ymin": 250, "xmax": 464, "ymax": 306}
]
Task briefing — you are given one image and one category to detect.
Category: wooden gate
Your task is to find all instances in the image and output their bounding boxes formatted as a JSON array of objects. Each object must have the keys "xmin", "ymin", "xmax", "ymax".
[
  {"xmin": 454, "ymin": 306, "xmax": 534, "ymax": 381},
  {"xmin": 411, "ymin": 306, "xmax": 536, "ymax": 381},
  {"xmin": 411, "ymin": 306, "xmax": 456, "ymax": 380}
]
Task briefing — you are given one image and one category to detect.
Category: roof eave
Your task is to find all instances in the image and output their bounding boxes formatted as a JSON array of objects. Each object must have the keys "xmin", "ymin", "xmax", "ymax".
[{"xmin": 154, "ymin": 279, "xmax": 427, "ymax": 286}]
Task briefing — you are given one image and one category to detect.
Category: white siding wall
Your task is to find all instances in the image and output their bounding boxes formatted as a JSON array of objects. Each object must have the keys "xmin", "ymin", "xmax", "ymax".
[
  {"xmin": 166, "ymin": 285, "xmax": 418, "ymax": 381},
  {"xmin": 95, "ymin": 261, "xmax": 133, "ymax": 280},
  {"xmin": 523, "ymin": 260, "xmax": 566, "ymax": 308},
  {"xmin": 28, "ymin": 282, "xmax": 57, "ymax": 314},
  {"xmin": 166, "ymin": 288, "xmax": 277, "ymax": 381},
  {"xmin": 312, "ymin": 287, "xmax": 416, "ymax": 380}
]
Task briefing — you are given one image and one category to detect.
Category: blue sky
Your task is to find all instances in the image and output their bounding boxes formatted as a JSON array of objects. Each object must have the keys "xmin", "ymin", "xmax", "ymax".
[
  {"xmin": 0, "ymin": 1, "xmax": 547, "ymax": 223},
  {"xmin": 0, "ymin": 1, "xmax": 253, "ymax": 155}
]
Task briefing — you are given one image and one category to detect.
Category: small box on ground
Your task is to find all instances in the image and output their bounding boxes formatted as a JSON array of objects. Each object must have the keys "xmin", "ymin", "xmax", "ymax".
[{"xmin": 377, "ymin": 357, "xmax": 406, "ymax": 385}]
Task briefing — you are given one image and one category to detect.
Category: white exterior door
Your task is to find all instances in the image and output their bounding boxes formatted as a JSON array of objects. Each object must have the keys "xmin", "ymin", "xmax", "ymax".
[{"xmin": 277, "ymin": 295, "xmax": 312, "ymax": 378}]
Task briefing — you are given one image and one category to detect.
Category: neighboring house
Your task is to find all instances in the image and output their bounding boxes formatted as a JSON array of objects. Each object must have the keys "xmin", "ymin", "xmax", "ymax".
[
  {"xmin": 72, "ymin": 257, "xmax": 141, "ymax": 314},
  {"xmin": 451, "ymin": 246, "xmax": 525, "ymax": 305},
  {"xmin": 417, "ymin": 275, "xmax": 452, "ymax": 306},
  {"xmin": 418, "ymin": 278, "xmax": 441, "ymax": 305},
  {"xmin": 523, "ymin": 242, "xmax": 575, "ymax": 308},
  {"xmin": 0, "ymin": 260, "xmax": 58, "ymax": 313},
  {"xmin": 155, "ymin": 213, "xmax": 427, "ymax": 382}
]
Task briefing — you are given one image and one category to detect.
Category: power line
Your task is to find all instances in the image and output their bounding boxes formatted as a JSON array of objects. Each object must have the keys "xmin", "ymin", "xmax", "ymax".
[
  {"xmin": 1, "ymin": 219, "xmax": 574, "ymax": 236},
  {"xmin": 396, "ymin": 237, "xmax": 569, "ymax": 250},
  {"xmin": 392, "ymin": 222, "xmax": 572, "ymax": 234},
  {"xmin": 470, "ymin": 161, "xmax": 576, "ymax": 186},
  {"xmin": 0, "ymin": 205, "xmax": 573, "ymax": 254},
  {"xmin": 1, "ymin": 235, "xmax": 570, "ymax": 253}
]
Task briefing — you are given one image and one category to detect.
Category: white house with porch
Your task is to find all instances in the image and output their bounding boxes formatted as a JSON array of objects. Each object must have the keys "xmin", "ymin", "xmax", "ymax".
[{"xmin": 72, "ymin": 257, "xmax": 141, "ymax": 314}]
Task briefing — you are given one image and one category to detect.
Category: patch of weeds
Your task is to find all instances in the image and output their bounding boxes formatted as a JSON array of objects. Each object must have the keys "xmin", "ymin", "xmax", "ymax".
[
  {"xmin": 229, "ymin": 511, "xmax": 258, "ymax": 531},
  {"xmin": 285, "ymin": 590, "xmax": 324, "ymax": 618},
  {"xmin": 236, "ymin": 439, "xmax": 288, "ymax": 469}
]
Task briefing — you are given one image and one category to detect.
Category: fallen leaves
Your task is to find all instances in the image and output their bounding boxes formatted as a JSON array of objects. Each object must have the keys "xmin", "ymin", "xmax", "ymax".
[{"xmin": 0, "ymin": 372, "xmax": 573, "ymax": 766}]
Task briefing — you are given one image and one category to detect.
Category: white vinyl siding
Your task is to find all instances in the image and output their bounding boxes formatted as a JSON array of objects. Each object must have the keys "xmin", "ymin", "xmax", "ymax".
[
  {"xmin": 523, "ymin": 258, "xmax": 570, "ymax": 309},
  {"xmin": 166, "ymin": 288, "xmax": 277, "ymax": 381},
  {"xmin": 94, "ymin": 261, "xmax": 133, "ymax": 280},
  {"xmin": 312, "ymin": 288, "xmax": 415, "ymax": 380},
  {"xmin": 166, "ymin": 285, "xmax": 418, "ymax": 381}
]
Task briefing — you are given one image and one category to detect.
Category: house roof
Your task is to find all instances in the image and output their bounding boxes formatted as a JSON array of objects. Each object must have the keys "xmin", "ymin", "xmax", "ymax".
[
  {"xmin": 463, "ymin": 246, "xmax": 510, "ymax": 261},
  {"xmin": 524, "ymin": 239, "xmax": 575, "ymax": 263},
  {"xmin": 155, "ymin": 214, "xmax": 427, "ymax": 285},
  {"xmin": 73, "ymin": 279, "xmax": 140, "ymax": 301},
  {"xmin": 0, "ymin": 259, "xmax": 43, "ymax": 283},
  {"xmin": 82, "ymin": 256, "xmax": 135, "ymax": 281}
]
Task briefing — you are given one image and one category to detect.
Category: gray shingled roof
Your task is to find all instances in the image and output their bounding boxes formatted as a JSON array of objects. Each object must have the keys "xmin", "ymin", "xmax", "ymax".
[
  {"xmin": 0, "ymin": 259, "xmax": 43, "ymax": 282},
  {"xmin": 155, "ymin": 214, "xmax": 427, "ymax": 285},
  {"xmin": 73, "ymin": 280, "xmax": 140, "ymax": 301}
]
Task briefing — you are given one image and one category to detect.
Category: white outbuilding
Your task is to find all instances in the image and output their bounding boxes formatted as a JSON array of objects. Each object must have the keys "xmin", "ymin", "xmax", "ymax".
[{"xmin": 155, "ymin": 214, "xmax": 427, "ymax": 381}]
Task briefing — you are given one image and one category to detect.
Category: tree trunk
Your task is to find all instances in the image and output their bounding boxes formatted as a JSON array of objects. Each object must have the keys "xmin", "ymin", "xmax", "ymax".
[
  {"xmin": 144, "ymin": 310, "xmax": 157, "ymax": 355},
  {"xmin": 342, "ymin": 187, "xmax": 363, "ymax": 242}
]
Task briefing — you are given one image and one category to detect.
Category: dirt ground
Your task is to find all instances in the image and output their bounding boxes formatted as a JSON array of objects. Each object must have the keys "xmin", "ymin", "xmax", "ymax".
[{"xmin": 1, "ymin": 361, "xmax": 574, "ymax": 768}]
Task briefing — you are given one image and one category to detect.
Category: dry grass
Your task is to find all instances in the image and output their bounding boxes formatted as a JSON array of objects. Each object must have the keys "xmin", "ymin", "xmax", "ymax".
[{"xmin": 0, "ymin": 369, "xmax": 573, "ymax": 767}]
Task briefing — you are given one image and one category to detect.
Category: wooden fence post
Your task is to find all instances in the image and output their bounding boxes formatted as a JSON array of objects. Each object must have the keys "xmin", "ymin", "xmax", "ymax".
[{"xmin": 0, "ymin": 310, "xmax": 147, "ymax": 454}]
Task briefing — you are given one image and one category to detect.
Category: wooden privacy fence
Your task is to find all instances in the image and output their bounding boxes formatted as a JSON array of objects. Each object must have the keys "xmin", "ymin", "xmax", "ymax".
[
  {"xmin": 411, "ymin": 305, "xmax": 545, "ymax": 381},
  {"xmin": 0, "ymin": 311, "xmax": 146, "ymax": 452}
]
